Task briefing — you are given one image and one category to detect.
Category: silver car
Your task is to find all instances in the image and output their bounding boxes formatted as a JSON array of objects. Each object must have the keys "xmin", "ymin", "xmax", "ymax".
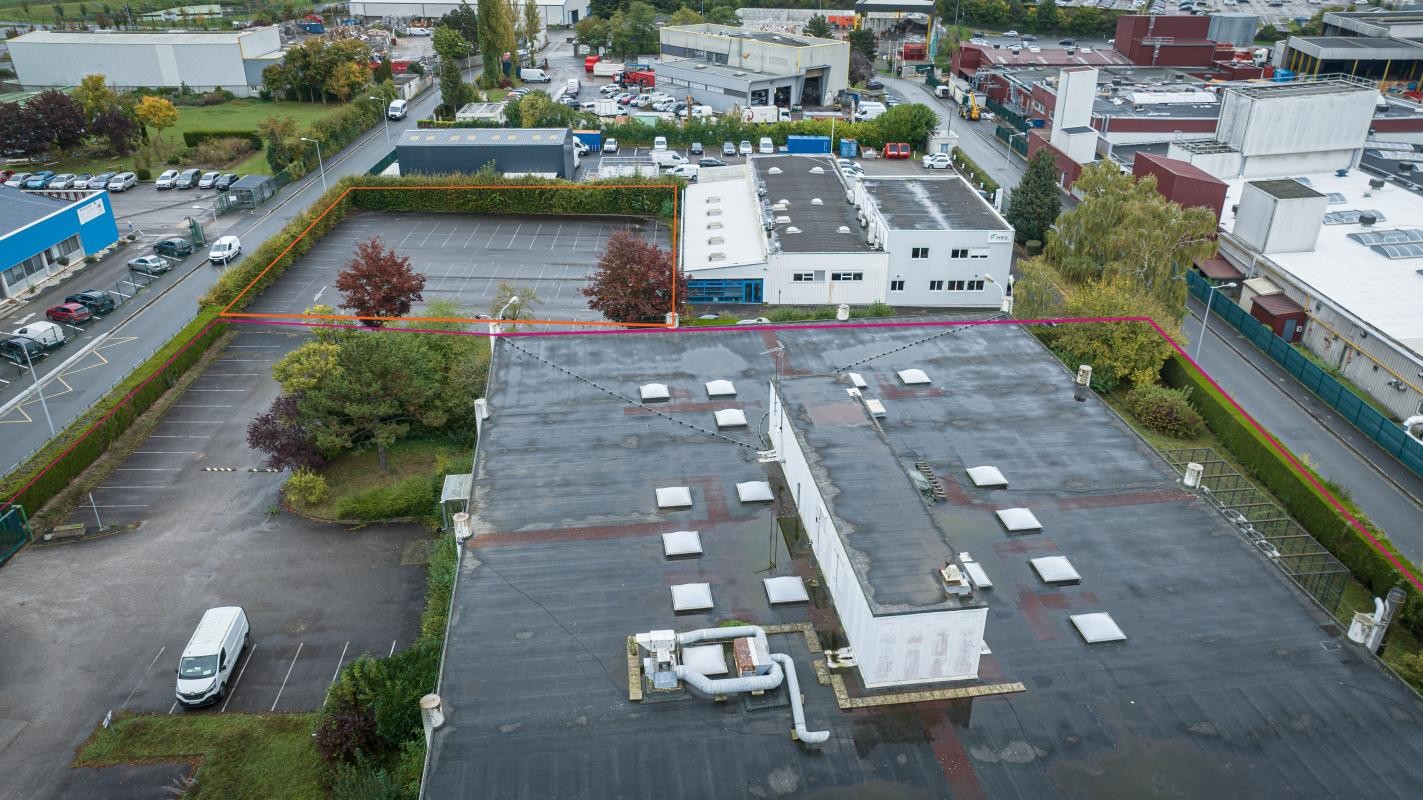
[
  {"xmin": 155, "ymin": 169, "xmax": 179, "ymax": 189},
  {"xmin": 127, "ymin": 255, "xmax": 172, "ymax": 276},
  {"xmin": 46, "ymin": 173, "xmax": 78, "ymax": 189},
  {"xmin": 107, "ymin": 172, "xmax": 138, "ymax": 192},
  {"xmin": 198, "ymin": 171, "xmax": 221, "ymax": 189},
  {"xmin": 88, "ymin": 172, "xmax": 116, "ymax": 189}
]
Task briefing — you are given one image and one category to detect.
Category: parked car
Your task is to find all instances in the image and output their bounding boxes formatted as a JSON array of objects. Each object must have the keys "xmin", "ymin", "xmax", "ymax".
[
  {"xmin": 45, "ymin": 302, "xmax": 93, "ymax": 324},
  {"xmin": 652, "ymin": 135, "xmax": 668, "ymax": 151},
  {"xmin": 1003, "ymin": 29, "xmax": 1019, "ymax": 37},
  {"xmin": 46, "ymin": 173, "xmax": 78, "ymax": 189},
  {"xmin": 698, "ymin": 157, "xmax": 728, "ymax": 167},
  {"xmin": 87, "ymin": 172, "xmax": 116, "ymax": 189},
  {"xmin": 208, "ymin": 235, "xmax": 242, "ymax": 265},
  {"xmin": 690, "ymin": 141, "xmax": 704, "ymax": 156},
  {"xmin": 11, "ymin": 321, "xmax": 66, "ymax": 350},
  {"xmin": 739, "ymin": 140, "xmax": 753, "ymax": 156},
  {"xmin": 72, "ymin": 173, "xmax": 93, "ymax": 187},
  {"xmin": 154, "ymin": 237, "xmax": 194, "ymax": 258},
  {"xmin": 214, "ymin": 173, "xmax": 239, "ymax": 191},
  {"xmin": 65, "ymin": 290, "xmax": 116, "ymax": 314},
  {"xmin": 0, "ymin": 337, "xmax": 46, "ymax": 367},
  {"xmin": 758, "ymin": 137, "xmax": 775, "ymax": 154},
  {"xmin": 600, "ymin": 84, "xmax": 621, "ymax": 96},
  {"xmin": 174, "ymin": 168, "xmax": 202, "ymax": 189},
  {"xmin": 722, "ymin": 141, "xmax": 737, "ymax": 157},
  {"xmin": 1059, "ymin": 39, "xmax": 1075, "ymax": 46},
  {"xmin": 884, "ymin": 142, "xmax": 912, "ymax": 159},
  {"xmin": 602, "ymin": 138, "xmax": 619, "ymax": 154},
  {"xmin": 127, "ymin": 255, "xmax": 172, "ymax": 275},
  {"xmin": 155, "ymin": 169, "xmax": 180, "ymax": 189},
  {"xmin": 1022, "ymin": 34, "xmax": 1037, "ymax": 42},
  {"xmin": 666, "ymin": 164, "xmax": 699, "ymax": 182},
  {"xmin": 6, "ymin": 172, "xmax": 32, "ymax": 187},
  {"xmin": 107, "ymin": 172, "xmax": 138, "ymax": 192},
  {"xmin": 175, "ymin": 607, "xmax": 250, "ymax": 708},
  {"xmin": 866, "ymin": 79, "xmax": 884, "ymax": 90},
  {"xmin": 922, "ymin": 153, "xmax": 953, "ymax": 170},
  {"xmin": 198, "ymin": 171, "xmax": 221, "ymax": 189}
]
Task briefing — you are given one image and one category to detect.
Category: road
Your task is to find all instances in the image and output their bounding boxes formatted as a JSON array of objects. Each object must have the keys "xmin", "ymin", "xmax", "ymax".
[
  {"xmin": 883, "ymin": 73, "xmax": 1027, "ymax": 194},
  {"xmin": 1189, "ymin": 296, "xmax": 1423, "ymax": 565},
  {"xmin": 0, "ymin": 81, "xmax": 448, "ymax": 481}
]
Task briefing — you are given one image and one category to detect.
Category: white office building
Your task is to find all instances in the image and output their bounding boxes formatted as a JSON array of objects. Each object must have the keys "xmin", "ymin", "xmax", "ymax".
[{"xmin": 348, "ymin": 0, "xmax": 590, "ymax": 27}]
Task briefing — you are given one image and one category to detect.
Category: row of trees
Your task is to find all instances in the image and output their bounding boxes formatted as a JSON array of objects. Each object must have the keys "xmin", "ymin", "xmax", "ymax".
[
  {"xmin": 261, "ymin": 37, "xmax": 374, "ymax": 103},
  {"xmin": 0, "ymin": 77, "xmax": 179, "ymax": 159},
  {"xmin": 945, "ymin": 0, "xmax": 1122, "ymax": 38}
]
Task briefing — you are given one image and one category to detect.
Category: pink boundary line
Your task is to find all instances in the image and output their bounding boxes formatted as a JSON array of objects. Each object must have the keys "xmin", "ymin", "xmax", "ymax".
[{"xmin": 7, "ymin": 314, "xmax": 1419, "ymax": 596}]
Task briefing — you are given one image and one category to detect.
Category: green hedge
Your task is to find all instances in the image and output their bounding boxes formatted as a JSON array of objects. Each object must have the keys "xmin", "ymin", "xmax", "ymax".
[
  {"xmin": 953, "ymin": 146, "xmax": 1000, "ymax": 194},
  {"xmin": 1, "ymin": 309, "xmax": 226, "ymax": 518},
  {"xmin": 181, "ymin": 130, "xmax": 264, "ymax": 150},
  {"xmin": 1162, "ymin": 356, "xmax": 1423, "ymax": 634},
  {"xmin": 348, "ymin": 173, "xmax": 677, "ymax": 220}
]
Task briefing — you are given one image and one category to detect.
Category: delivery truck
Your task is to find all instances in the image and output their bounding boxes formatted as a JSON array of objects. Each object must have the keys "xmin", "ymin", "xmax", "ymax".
[
  {"xmin": 742, "ymin": 105, "xmax": 791, "ymax": 123},
  {"xmin": 593, "ymin": 61, "xmax": 625, "ymax": 78}
]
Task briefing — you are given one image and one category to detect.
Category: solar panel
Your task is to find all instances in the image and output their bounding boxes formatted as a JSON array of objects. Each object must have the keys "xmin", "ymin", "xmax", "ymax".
[
  {"xmin": 1323, "ymin": 209, "xmax": 1387, "ymax": 225},
  {"xmin": 1372, "ymin": 243, "xmax": 1423, "ymax": 259},
  {"xmin": 1348, "ymin": 228, "xmax": 1423, "ymax": 246}
]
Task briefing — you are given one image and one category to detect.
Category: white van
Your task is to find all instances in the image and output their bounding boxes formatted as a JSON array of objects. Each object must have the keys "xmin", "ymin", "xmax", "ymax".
[
  {"xmin": 520, "ymin": 68, "xmax": 552, "ymax": 83},
  {"xmin": 175, "ymin": 606, "xmax": 250, "ymax": 707},
  {"xmin": 666, "ymin": 164, "xmax": 700, "ymax": 182},
  {"xmin": 758, "ymin": 137, "xmax": 775, "ymax": 154},
  {"xmin": 209, "ymin": 235, "xmax": 241, "ymax": 265},
  {"xmin": 855, "ymin": 101, "xmax": 887, "ymax": 121},
  {"xmin": 650, "ymin": 150, "xmax": 689, "ymax": 168},
  {"xmin": 566, "ymin": 78, "xmax": 581, "ymax": 96},
  {"xmin": 652, "ymin": 136, "xmax": 668, "ymax": 151},
  {"xmin": 11, "ymin": 321, "xmax": 66, "ymax": 350},
  {"xmin": 387, "ymin": 99, "xmax": 408, "ymax": 120}
]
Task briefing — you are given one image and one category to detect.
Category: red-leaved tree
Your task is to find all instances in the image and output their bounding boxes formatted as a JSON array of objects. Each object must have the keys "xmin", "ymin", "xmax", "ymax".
[
  {"xmin": 246, "ymin": 393, "xmax": 325, "ymax": 471},
  {"xmin": 582, "ymin": 229, "xmax": 685, "ymax": 323},
  {"xmin": 335, "ymin": 236, "xmax": 426, "ymax": 327}
]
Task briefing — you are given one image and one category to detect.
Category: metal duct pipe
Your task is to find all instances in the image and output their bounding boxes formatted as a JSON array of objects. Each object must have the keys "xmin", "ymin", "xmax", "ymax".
[
  {"xmin": 769, "ymin": 653, "xmax": 830, "ymax": 744},
  {"xmin": 675, "ymin": 661, "xmax": 784, "ymax": 695},
  {"xmin": 677, "ymin": 625, "xmax": 769, "ymax": 652}
]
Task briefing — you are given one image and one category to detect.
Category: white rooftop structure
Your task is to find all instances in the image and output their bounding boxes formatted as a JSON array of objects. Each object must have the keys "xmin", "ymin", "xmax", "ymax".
[
  {"xmin": 656, "ymin": 486, "xmax": 693, "ymax": 509},
  {"xmin": 966, "ymin": 466, "xmax": 1008, "ymax": 488},
  {"xmin": 661, "ymin": 530, "xmax": 703, "ymax": 557},
  {"xmin": 763, "ymin": 576, "xmax": 811, "ymax": 604},
  {"xmin": 736, "ymin": 481, "xmax": 774, "ymax": 502},
  {"xmin": 680, "ymin": 643, "xmax": 728, "ymax": 675},
  {"xmin": 713, "ymin": 409, "xmax": 747, "ymax": 429},
  {"xmin": 681, "ymin": 166, "xmax": 767, "ymax": 273},
  {"xmin": 996, "ymin": 508, "xmax": 1043, "ymax": 532},
  {"xmin": 897, "ymin": 369, "xmax": 931, "ymax": 385},
  {"xmin": 639, "ymin": 383, "xmax": 670, "ymax": 401},
  {"xmin": 705, "ymin": 379, "xmax": 737, "ymax": 397},
  {"xmin": 1031, "ymin": 556, "xmax": 1083, "ymax": 585},
  {"xmin": 1071, "ymin": 612, "xmax": 1127, "ymax": 643},
  {"xmin": 670, "ymin": 582, "xmax": 714, "ymax": 612}
]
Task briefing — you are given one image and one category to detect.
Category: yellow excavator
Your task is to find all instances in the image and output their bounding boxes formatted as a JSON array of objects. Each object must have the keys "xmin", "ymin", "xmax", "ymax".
[{"xmin": 960, "ymin": 92, "xmax": 982, "ymax": 121}]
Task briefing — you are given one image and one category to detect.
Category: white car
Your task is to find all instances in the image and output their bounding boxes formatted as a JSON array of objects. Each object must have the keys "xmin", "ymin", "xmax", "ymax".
[
  {"xmin": 739, "ymin": 140, "xmax": 753, "ymax": 156},
  {"xmin": 402, "ymin": 26, "xmax": 432, "ymax": 36},
  {"xmin": 107, "ymin": 172, "xmax": 138, "ymax": 192},
  {"xmin": 603, "ymin": 138, "xmax": 619, "ymax": 154},
  {"xmin": 652, "ymin": 136, "xmax": 667, "ymax": 151},
  {"xmin": 922, "ymin": 153, "xmax": 953, "ymax": 170},
  {"xmin": 155, "ymin": 169, "xmax": 180, "ymax": 189},
  {"xmin": 1003, "ymin": 29, "xmax": 1019, "ymax": 38},
  {"xmin": 208, "ymin": 235, "xmax": 241, "ymax": 265}
]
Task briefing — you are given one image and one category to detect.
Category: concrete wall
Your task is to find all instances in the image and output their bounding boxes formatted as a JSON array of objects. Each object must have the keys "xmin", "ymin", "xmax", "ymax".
[
  {"xmin": 880, "ymin": 229, "xmax": 1011, "ymax": 308},
  {"xmin": 768, "ymin": 385, "xmax": 987, "ymax": 688}
]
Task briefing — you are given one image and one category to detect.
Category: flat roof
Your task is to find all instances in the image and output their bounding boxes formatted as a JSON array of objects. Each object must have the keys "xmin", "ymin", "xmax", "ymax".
[
  {"xmin": 656, "ymin": 58, "xmax": 789, "ymax": 82},
  {"xmin": 1290, "ymin": 35, "xmax": 1423, "ymax": 58},
  {"xmin": 1251, "ymin": 178, "xmax": 1326, "ymax": 200},
  {"xmin": 860, "ymin": 176, "xmax": 1009, "ymax": 231},
  {"xmin": 1229, "ymin": 76, "xmax": 1377, "ymax": 99},
  {"xmin": 0, "ymin": 184, "xmax": 71, "ymax": 231},
  {"xmin": 1137, "ymin": 151, "xmax": 1228, "ymax": 184},
  {"xmin": 681, "ymin": 165, "xmax": 766, "ymax": 271},
  {"xmin": 965, "ymin": 42, "xmax": 1132, "ymax": 68},
  {"xmin": 398, "ymin": 128, "xmax": 570, "ymax": 147},
  {"xmin": 662, "ymin": 23, "xmax": 839, "ymax": 47},
  {"xmin": 1222, "ymin": 157, "xmax": 1423, "ymax": 357},
  {"xmin": 776, "ymin": 375, "xmax": 972, "ymax": 613},
  {"xmin": 754, "ymin": 155, "xmax": 872, "ymax": 253},
  {"xmin": 426, "ymin": 322, "xmax": 1423, "ymax": 798},
  {"xmin": 9, "ymin": 27, "xmax": 270, "ymax": 45}
]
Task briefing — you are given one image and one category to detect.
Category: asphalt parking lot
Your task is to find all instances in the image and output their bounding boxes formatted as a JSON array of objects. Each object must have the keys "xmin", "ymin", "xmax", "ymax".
[
  {"xmin": 244, "ymin": 209, "xmax": 673, "ymax": 321},
  {"xmin": 0, "ymin": 326, "xmax": 431, "ymax": 800}
]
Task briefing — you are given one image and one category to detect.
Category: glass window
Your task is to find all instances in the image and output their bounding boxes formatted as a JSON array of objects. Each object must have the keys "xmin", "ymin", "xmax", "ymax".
[
  {"xmin": 951, "ymin": 249, "xmax": 968, "ymax": 259},
  {"xmin": 911, "ymin": 247, "xmax": 929, "ymax": 259},
  {"xmin": 831, "ymin": 272, "xmax": 863, "ymax": 281},
  {"xmin": 890, "ymin": 279, "xmax": 905, "ymax": 291},
  {"xmin": 792, "ymin": 272, "xmax": 815, "ymax": 282},
  {"xmin": 929, "ymin": 280, "xmax": 944, "ymax": 291}
]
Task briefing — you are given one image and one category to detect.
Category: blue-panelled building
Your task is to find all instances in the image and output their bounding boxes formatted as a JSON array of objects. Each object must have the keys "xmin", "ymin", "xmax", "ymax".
[{"xmin": 0, "ymin": 185, "xmax": 120, "ymax": 300}]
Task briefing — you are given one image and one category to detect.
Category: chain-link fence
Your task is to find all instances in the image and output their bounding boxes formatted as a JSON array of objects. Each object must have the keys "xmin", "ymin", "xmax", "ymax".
[{"xmin": 1162, "ymin": 447, "xmax": 1348, "ymax": 611}]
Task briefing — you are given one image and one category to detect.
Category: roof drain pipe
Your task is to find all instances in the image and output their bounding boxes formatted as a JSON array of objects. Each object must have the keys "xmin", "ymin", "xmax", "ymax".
[{"xmin": 769, "ymin": 653, "xmax": 830, "ymax": 744}]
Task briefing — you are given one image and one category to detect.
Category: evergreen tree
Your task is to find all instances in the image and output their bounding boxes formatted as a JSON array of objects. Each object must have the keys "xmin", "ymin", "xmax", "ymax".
[
  {"xmin": 1006, "ymin": 149, "xmax": 1062, "ymax": 246},
  {"xmin": 803, "ymin": 14, "xmax": 831, "ymax": 39},
  {"xmin": 476, "ymin": 0, "xmax": 518, "ymax": 84},
  {"xmin": 1034, "ymin": 0, "xmax": 1060, "ymax": 34}
]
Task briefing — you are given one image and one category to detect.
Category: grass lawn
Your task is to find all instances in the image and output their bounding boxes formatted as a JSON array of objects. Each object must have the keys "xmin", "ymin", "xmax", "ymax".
[
  {"xmin": 293, "ymin": 438, "xmax": 468, "ymax": 521},
  {"xmin": 48, "ymin": 99, "xmax": 345, "ymax": 177},
  {"xmin": 76, "ymin": 712, "xmax": 324, "ymax": 799}
]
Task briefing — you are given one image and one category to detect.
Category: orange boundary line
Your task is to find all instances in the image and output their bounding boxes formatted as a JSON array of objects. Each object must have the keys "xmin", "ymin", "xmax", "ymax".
[{"xmin": 218, "ymin": 184, "xmax": 682, "ymax": 328}]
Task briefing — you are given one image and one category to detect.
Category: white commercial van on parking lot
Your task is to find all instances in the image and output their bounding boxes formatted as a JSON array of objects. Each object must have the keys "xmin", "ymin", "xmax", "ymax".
[
  {"xmin": 650, "ymin": 150, "xmax": 689, "ymax": 168},
  {"xmin": 175, "ymin": 606, "xmax": 250, "ymax": 707},
  {"xmin": 10, "ymin": 321, "xmax": 66, "ymax": 350}
]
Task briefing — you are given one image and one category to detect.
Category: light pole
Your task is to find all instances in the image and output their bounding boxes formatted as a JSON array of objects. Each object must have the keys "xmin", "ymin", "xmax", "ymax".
[
  {"xmin": 1194, "ymin": 281, "xmax": 1237, "ymax": 363},
  {"xmin": 300, "ymin": 137, "xmax": 326, "ymax": 192},
  {"xmin": 369, "ymin": 95, "xmax": 391, "ymax": 146},
  {"xmin": 191, "ymin": 205, "xmax": 217, "ymax": 224},
  {"xmin": 491, "ymin": 295, "xmax": 520, "ymax": 335},
  {"xmin": 984, "ymin": 273, "xmax": 1014, "ymax": 315}
]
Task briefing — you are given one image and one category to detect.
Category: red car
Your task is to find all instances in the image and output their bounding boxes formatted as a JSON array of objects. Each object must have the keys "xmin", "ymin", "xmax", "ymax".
[
  {"xmin": 45, "ymin": 302, "xmax": 93, "ymax": 324},
  {"xmin": 885, "ymin": 142, "xmax": 912, "ymax": 159}
]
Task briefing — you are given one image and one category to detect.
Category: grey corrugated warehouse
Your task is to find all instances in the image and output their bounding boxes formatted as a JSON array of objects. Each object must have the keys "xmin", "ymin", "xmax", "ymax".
[{"xmin": 396, "ymin": 128, "xmax": 577, "ymax": 179}]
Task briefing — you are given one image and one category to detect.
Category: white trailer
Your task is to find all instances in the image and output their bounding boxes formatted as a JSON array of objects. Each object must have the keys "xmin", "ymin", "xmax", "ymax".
[{"xmin": 593, "ymin": 61, "xmax": 625, "ymax": 78}]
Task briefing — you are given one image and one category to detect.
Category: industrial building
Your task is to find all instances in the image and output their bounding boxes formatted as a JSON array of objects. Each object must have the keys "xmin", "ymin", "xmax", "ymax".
[
  {"xmin": 420, "ymin": 320, "xmax": 1423, "ymax": 798},
  {"xmin": 1133, "ymin": 152, "xmax": 1229, "ymax": 222},
  {"xmin": 1, "ymin": 186, "xmax": 120, "ymax": 300},
  {"xmin": 347, "ymin": 0, "xmax": 590, "ymax": 27},
  {"xmin": 681, "ymin": 156, "xmax": 1011, "ymax": 308},
  {"xmin": 1275, "ymin": 9, "xmax": 1423, "ymax": 86},
  {"xmin": 395, "ymin": 127, "xmax": 579, "ymax": 179},
  {"xmin": 6, "ymin": 27, "xmax": 283, "ymax": 96},
  {"xmin": 657, "ymin": 24, "xmax": 849, "ymax": 109}
]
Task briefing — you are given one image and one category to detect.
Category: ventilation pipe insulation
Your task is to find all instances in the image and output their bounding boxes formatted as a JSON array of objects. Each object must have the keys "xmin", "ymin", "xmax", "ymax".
[{"xmin": 669, "ymin": 626, "xmax": 830, "ymax": 744}]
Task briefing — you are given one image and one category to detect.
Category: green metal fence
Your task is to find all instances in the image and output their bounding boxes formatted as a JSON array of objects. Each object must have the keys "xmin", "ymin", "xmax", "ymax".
[
  {"xmin": 984, "ymin": 97, "xmax": 1029, "ymax": 132},
  {"xmin": 1188, "ymin": 271, "xmax": 1423, "ymax": 479},
  {"xmin": 994, "ymin": 126, "xmax": 1028, "ymax": 156},
  {"xmin": 368, "ymin": 149, "xmax": 398, "ymax": 176},
  {"xmin": 0, "ymin": 505, "xmax": 31, "ymax": 567}
]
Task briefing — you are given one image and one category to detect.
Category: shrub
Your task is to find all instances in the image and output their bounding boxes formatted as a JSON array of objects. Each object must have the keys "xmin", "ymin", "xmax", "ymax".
[
  {"xmin": 314, "ymin": 688, "xmax": 381, "ymax": 765},
  {"xmin": 194, "ymin": 136, "xmax": 255, "ymax": 166},
  {"xmin": 283, "ymin": 469, "xmax": 328, "ymax": 506},
  {"xmin": 332, "ymin": 475, "xmax": 435, "ymax": 521},
  {"xmin": 182, "ymin": 129, "xmax": 263, "ymax": 150},
  {"xmin": 1123, "ymin": 383, "xmax": 1205, "ymax": 439},
  {"xmin": 135, "ymin": 167, "xmax": 151, "ymax": 181},
  {"xmin": 328, "ymin": 757, "xmax": 406, "ymax": 800},
  {"xmin": 419, "ymin": 535, "xmax": 458, "ymax": 642},
  {"xmin": 371, "ymin": 640, "xmax": 440, "ymax": 746}
]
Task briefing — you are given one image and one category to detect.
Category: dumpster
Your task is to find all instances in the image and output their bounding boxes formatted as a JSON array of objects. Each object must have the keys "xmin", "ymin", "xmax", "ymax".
[{"xmin": 839, "ymin": 138, "xmax": 858, "ymax": 158}]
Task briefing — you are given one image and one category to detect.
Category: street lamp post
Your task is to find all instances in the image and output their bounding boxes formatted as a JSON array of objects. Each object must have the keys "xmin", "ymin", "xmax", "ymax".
[
  {"xmin": 491, "ymin": 295, "xmax": 520, "ymax": 335},
  {"xmin": 369, "ymin": 95, "xmax": 391, "ymax": 146},
  {"xmin": 1194, "ymin": 281, "xmax": 1237, "ymax": 363},
  {"xmin": 985, "ymin": 273, "xmax": 1014, "ymax": 315},
  {"xmin": 300, "ymin": 137, "xmax": 326, "ymax": 192}
]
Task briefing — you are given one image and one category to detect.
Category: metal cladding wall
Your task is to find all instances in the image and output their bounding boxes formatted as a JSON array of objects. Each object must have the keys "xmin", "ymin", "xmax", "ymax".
[
  {"xmin": 1134, "ymin": 152, "xmax": 1228, "ymax": 221},
  {"xmin": 8, "ymin": 29, "xmax": 277, "ymax": 94},
  {"xmin": 397, "ymin": 142, "xmax": 574, "ymax": 178},
  {"xmin": 1219, "ymin": 85, "xmax": 1378, "ymax": 157},
  {"xmin": 1, "ymin": 192, "xmax": 120, "ymax": 297}
]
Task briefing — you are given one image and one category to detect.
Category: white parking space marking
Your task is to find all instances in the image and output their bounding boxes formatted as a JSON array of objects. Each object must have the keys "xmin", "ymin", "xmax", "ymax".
[
  {"xmin": 169, "ymin": 700, "xmax": 178, "ymax": 714},
  {"xmin": 388, "ymin": 640, "xmax": 398, "ymax": 657},
  {"xmin": 222, "ymin": 643, "xmax": 257, "ymax": 713},
  {"xmin": 187, "ymin": 389, "xmax": 247, "ymax": 392},
  {"xmin": 122, "ymin": 646, "xmax": 165, "ymax": 708},
  {"xmin": 330, "ymin": 641, "xmax": 350, "ymax": 686},
  {"xmin": 270, "ymin": 643, "xmax": 304, "ymax": 712}
]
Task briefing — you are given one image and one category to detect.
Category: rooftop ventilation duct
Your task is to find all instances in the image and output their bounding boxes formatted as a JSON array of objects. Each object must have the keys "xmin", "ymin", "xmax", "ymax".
[
  {"xmin": 772, "ymin": 202, "xmax": 788, "ymax": 211},
  {"xmin": 708, "ymin": 221, "xmax": 723, "ymax": 230},
  {"xmin": 706, "ymin": 196, "xmax": 721, "ymax": 204},
  {"xmin": 708, "ymin": 236, "xmax": 724, "ymax": 245},
  {"xmin": 768, "ymin": 167, "xmax": 782, "ymax": 174},
  {"xmin": 811, "ymin": 198, "xmax": 823, "ymax": 205},
  {"xmin": 1359, "ymin": 213, "xmax": 1377, "ymax": 227},
  {"xmin": 1369, "ymin": 178, "xmax": 1386, "ymax": 190},
  {"xmin": 837, "ymin": 226, "xmax": 851, "ymax": 233}
]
